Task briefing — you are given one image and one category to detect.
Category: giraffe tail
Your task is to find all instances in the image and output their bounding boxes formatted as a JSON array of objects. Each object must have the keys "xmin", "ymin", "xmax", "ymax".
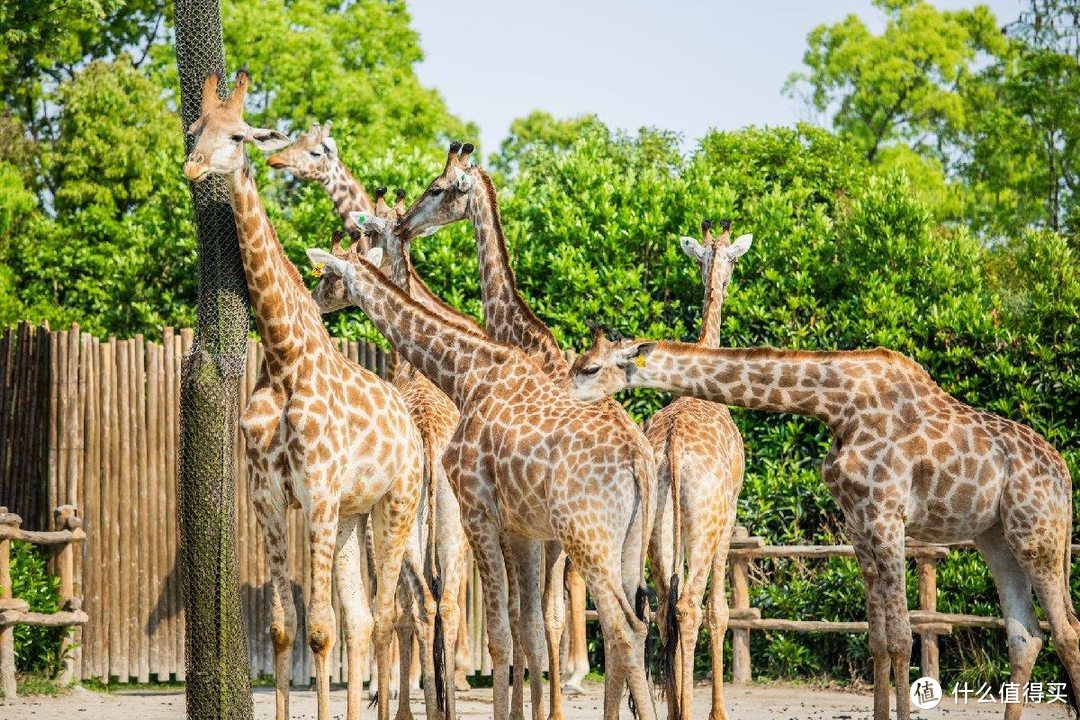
[
  {"xmin": 656, "ymin": 430, "xmax": 683, "ymax": 715},
  {"xmin": 422, "ymin": 436, "xmax": 447, "ymax": 713}
]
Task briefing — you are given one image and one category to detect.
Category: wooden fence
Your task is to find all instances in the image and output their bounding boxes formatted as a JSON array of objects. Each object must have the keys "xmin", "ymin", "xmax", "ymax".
[
  {"xmin": 0, "ymin": 322, "xmax": 491, "ymax": 685},
  {"xmin": 0, "ymin": 321, "xmax": 1057, "ymax": 688},
  {"xmin": 0, "ymin": 505, "xmax": 88, "ymax": 697}
]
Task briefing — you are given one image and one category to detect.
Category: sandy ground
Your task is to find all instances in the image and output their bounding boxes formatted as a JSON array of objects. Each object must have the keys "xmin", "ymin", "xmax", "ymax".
[{"xmin": 1, "ymin": 681, "xmax": 1070, "ymax": 719}]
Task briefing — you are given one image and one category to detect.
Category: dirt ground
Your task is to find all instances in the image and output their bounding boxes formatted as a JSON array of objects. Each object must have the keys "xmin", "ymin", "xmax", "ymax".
[{"xmin": 1, "ymin": 681, "xmax": 1070, "ymax": 719}]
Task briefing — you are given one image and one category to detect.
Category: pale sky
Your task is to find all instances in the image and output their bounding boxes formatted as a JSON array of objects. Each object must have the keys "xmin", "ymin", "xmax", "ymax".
[{"xmin": 409, "ymin": 0, "xmax": 1024, "ymax": 154}]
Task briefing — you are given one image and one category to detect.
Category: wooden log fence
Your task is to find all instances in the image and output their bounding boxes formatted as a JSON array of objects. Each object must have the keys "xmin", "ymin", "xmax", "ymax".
[
  {"xmin": 0, "ymin": 504, "xmax": 88, "ymax": 697},
  {"xmin": 0, "ymin": 321, "xmax": 1073, "ymax": 688}
]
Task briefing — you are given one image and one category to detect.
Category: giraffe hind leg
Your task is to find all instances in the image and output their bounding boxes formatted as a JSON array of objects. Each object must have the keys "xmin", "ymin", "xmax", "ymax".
[{"xmin": 974, "ymin": 524, "xmax": 1043, "ymax": 720}]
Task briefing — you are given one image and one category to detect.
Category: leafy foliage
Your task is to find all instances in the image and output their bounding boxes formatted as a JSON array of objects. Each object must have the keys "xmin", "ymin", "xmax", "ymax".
[{"xmin": 9, "ymin": 541, "xmax": 66, "ymax": 678}]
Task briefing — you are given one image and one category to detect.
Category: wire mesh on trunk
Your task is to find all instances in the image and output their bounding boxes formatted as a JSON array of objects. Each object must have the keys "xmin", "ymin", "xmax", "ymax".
[{"xmin": 174, "ymin": 1, "xmax": 254, "ymax": 717}]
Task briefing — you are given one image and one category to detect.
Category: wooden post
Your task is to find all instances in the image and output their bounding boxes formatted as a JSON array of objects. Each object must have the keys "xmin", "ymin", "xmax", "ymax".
[
  {"xmin": 730, "ymin": 526, "xmax": 752, "ymax": 685},
  {"xmin": 917, "ymin": 555, "xmax": 940, "ymax": 680},
  {"xmin": 0, "ymin": 507, "xmax": 16, "ymax": 698},
  {"xmin": 55, "ymin": 505, "xmax": 79, "ymax": 685}
]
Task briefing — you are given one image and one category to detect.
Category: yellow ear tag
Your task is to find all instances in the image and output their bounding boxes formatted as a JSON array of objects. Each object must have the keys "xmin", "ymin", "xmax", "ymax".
[
  {"xmin": 311, "ymin": 262, "xmax": 324, "ymax": 278},
  {"xmin": 634, "ymin": 354, "xmax": 647, "ymax": 368}
]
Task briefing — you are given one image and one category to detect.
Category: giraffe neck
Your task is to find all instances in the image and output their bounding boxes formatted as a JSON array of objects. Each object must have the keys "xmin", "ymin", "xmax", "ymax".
[
  {"xmin": 381, "ymin": 232, "xmax": 483, "ymax": 334},
  {"xmin": 228, "ymin": 165, "xmax": 330, "ymax": 365},
  {"xmin": 697, "ymin": 260, "xmax": 725, "ymax": 348},
  {"xmin": 638, "ymin": 342, "xmax": 888, "ymax": 430},
  {"xmin": 323, "ymin": 160, "xmax": 374, "ymax": 232},
  {"xmin": 466, "ymin": 169, "xmax": 569, "ymax": 379},
  {"xmin": 342, "ymin": 254, "xmax": 513, "ymax": 409}
]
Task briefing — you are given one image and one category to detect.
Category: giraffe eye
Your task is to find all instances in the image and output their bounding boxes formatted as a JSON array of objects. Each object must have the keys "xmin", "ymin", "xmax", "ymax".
[
  {"xmin": 310, "ymin": 150, "xmax": 322, "ymax": 157},
  {"xmin": 429, "ymin": 187, "xmax": 444, "ymax": 197},
  {"xmin": 580, "ymin": 365, "xmax": 600, "ymax": 376},
  {"xmin": 230, "ymin": 134, "xmax": 245, "ymax": 143}
]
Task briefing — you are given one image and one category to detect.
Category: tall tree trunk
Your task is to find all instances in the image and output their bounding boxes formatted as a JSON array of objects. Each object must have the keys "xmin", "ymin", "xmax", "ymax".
[{"xmin": 173, "ymin": 2, "xmax": 254, "ymax": 718}]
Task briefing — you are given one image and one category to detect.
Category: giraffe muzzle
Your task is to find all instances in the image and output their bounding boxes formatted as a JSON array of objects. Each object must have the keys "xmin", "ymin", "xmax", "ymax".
[{"xmin": 183, "ymin": 155, "xmax": 210, "ymax": 182}]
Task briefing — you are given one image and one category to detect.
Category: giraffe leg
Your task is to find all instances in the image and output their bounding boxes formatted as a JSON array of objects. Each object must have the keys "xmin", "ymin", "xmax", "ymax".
[
  {"xmin": 510, "ymin": 537, "xmax": 547, "ymax": 720},
  {"xmin": 670, "ymin": 514, "xmax": 720, "ymax": 720},
  {"xmin": 394, "ymin": 536, "xmax": 437, "ymax": 720},
  {"xmin": 393, "ymin": 608, "xmax": 416, "ymax": 720},
  {"xmin": 865, "ymin": 520, "xmax": 913, "ymax": 720},
  {"xmin": 1003, "ymin": 503, "xmax": 1080, "ymax": 717},
  {"xmin": 589, "ymin": 578, "xmax": 655, "ymax": 720},
  {"xmin": 543, "ymin": 543, "xmax": 568, "ymax": 720},
  {"xmin": 454, "ymin": 557, "xmax": 472, "ymax": 691},
  {"xmin": 852, "ymin": 535, "xmax": 893, "ymax": 720},
  {"xmin": 974, "ymin": 524, "xmax": 1043, "ymax": 720},
  {"xmin": 371, "ymin": 490, "xmax": 417, "ymax": 720},
  {"xmin": 646, "ymin": 476, "xmax": 677, "ymax": 719},
  {"xmin": 251, "ymin": 479, "xmax": 295, "ymax": 720},
  {"xmin": 504, "ymin": 542, "xmax": 526, "ymax": 720},
  {"xmin": 436, "ymin": 518, "xmax": 468, "ymax": 720},
  {"xmin": 562, "ymin": 565, "xmax": 589, "ymax": 695},
  {"xmin": 467, "ymin": 517, "xmax": 513, "ymax": 720},
  {"xmin": 598, "ymin": 616, "xmax": 626, "ymax": 720},
  {"xmin": 439, "ymin": 567, "xmax": 464, "ymax": 720},
  {"xmin": 335, "ymin": 513, "xmax": 373, "ymax": 720},
  {"xmin": 706, "ymin": 547, "xmax": 730, "ymax": 720},
  {"xmin": 305, "ymin": 492, "xmax": 341, "ymax": 720}
]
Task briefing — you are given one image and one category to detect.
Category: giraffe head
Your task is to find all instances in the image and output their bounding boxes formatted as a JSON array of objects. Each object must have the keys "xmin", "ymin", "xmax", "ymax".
[
  {"xmin": 266, "ymin": 121, "xmax": 339, "ymax": 181},
  {"xmin": 396, "ymin": 141, "xmax": 476, "ymax": 239},
  {"xmin": 567, "ymin": 324, "xmax": 657, "ymax": 402},
  {"xmin": 312, "ymin": 188, "xmax": 400, "ymax": 312},
  {"xmin": 680, "ymin": 219, "xmax": 752, "ymax": 301},
  {"xmin": 183, "ymin": 71, "xmax": 292, "ymax": 183},
  {"xmin": 351, "ymin": 187, "xmax": 408, "ymax": 258}
]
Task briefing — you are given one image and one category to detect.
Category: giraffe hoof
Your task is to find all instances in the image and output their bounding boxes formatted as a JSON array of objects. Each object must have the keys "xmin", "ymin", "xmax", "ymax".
[
  {"xmin": 562, "ymin": 682, "xmax": 584, "ymax": 696},
  {"xmin": 454, "ymin": 672, "xmax": 471, "ymax": 691}
]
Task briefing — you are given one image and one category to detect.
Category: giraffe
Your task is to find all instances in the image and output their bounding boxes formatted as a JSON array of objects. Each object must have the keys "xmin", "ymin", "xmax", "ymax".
[
  {"xmin": 567, "ymin": 331, "xmax": 1079, "ymax": 720},
  {"xmin": 637, "ymin": 219, "xmax": 751, "ymax": 720},
  {"xmin": 266, "ymin": 120, "xmax": 375, "ymax": 234},
  {"xmin": 314, "ymin": 188, "xmax": 475, "ymax": 720},
  {"xmin": 396, "ymin": 142, "xmax": 617, "ymax": 716},
  {"xmin": 182, "ymin": 71, "xmax": 422, "ymax": 720},
  {"xmin": 268, "ymin": 121, "xmax": 478, "ymax": 694},
  {"xmin": 304, "ymin": 243, "xmax": 658, "ymax": 720}
]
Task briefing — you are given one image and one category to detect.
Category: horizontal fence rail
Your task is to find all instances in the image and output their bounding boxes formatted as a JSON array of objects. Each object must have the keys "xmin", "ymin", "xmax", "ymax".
[
  {"xmin": 0, "ymin": 321, "xmax": 1067, "ymax": 687},
  {"xmin": 0, "ymin": 505, "xmax": 87, "ymax": 697}
]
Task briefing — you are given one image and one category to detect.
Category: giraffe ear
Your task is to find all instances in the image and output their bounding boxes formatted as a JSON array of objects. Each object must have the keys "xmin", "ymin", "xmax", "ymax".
[
  {"xmin": 679, "ymin": 236, "xmax": 706, "ymax": 263},
  {"xmin": 306, "ymin": 248, "xmax": 353, "ymax": 281},
  {"xmin": 614, "ymin": 341, "xmax": 656, "ymax": 368},
  {"xmin": 453, "ymin": 167, "xmax": 473, "ymax": 191},
  {"xmin": 360, "ymin": 215, "xmax": 388, "ymax": 235},
  {"xmin": 724, "ymin": 234, "xmax": 753, "ymax": 261},
  {"xmin": 248, "ymin": 127, "xmax": 292, "ymax": 152},
  {"xmin": 363, "ymin": 247, "xmax": 384, "ymax": 267},
  {"xmin": 322, "ymin": 136, "xmax": 338, "ymax": 158}
]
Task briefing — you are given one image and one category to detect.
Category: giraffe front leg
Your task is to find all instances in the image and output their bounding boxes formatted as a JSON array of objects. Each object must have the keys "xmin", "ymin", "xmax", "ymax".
[
  {"xmin": 370, "ymin": 487, "xmax": 417, "ymax": 720},
  {"xmin": 464, "ymin": 507, "xmax": 513, "ymax": 720},
  {"xmin": 852, "ymin": 535, "xmax": 892, "ymax": 720},
  {"xmin": 454, "ymin": 555, "xmax": 472, "ymax": 691},
  {"xmin": 251, "ymin": 479, "xmax": 296, "ymax": 720},
  {"xmin": 335, "ymin": 513, "xmax": 373, "ymax": 720},
  {"xmin": 306, "ymin": 492, "xmax": 341, "ymax": 720},
  {"xmin": 543, "ymin": 543, "xmax": 568, "ymax": 720},
  {"xmin": 504, "ymin": 538, "xmax": 526, "ymax": 720},
  {"xmin": 562, "ymin": 564, "xmax": 589, "ymax": 695},
  {"xmin": 509, "ymin": 537, "xmax": 547, "ymax": 720}
]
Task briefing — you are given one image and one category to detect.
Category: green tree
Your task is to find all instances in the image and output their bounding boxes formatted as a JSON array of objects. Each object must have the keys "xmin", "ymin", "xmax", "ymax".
[{"xmin": 786, "ymin": 0, "xmax": 1005, "ymax": 163}]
